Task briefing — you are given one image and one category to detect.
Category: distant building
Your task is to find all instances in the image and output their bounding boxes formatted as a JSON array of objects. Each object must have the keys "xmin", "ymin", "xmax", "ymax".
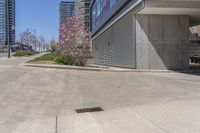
[
  {"xmin": 59, "ymin": 1, "xmax": 75, "ymax": 26},
  {"xmin": 0, "ymin": 0, "xmax": 15, "ymax": 46},
  {"xmin": 75, "ymin": 0, "xmax": 91, "ymax": 29}
]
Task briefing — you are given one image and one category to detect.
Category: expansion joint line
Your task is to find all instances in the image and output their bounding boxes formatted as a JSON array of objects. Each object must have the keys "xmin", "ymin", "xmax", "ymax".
[
  {"xmin": 55, "ymin": 116, "xmax": 58, "ymax": 133},
  {"xmin": 133, "ymin": 111, "xmax": 170, "ymax": 133}
]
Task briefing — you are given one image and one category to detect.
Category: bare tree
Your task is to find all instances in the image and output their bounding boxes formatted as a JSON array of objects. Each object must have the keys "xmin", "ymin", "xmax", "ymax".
[
  {"xmin": 43, "ymin": 42, "xmax": 49, "ymax": 52},
  {"xmin": 19, "ymin": 30, "xmax": 35, "ymax": 46},
  {"xmin": 38, "ymin": 36, "xmax": 46, "ymax": 53},
  {"xmin": 50, "ymin": 39, "xmax": 57, "ymax": 52}
]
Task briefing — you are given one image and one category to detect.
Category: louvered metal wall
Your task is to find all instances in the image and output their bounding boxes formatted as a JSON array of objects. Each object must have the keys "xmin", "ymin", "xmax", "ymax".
[
  {"xmin": 92, "ymin": 12, "xmax": 136, "ymax": 68},
  {"xmin": 94, "ymin": 42, "xmax": 113, "ymax": 65}
]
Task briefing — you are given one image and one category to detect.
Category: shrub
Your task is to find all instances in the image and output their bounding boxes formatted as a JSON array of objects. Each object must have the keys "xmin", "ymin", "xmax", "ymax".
[
  {"xmin": 51, "ymin": 44, "xmax": 58, "ymax": 52},
  {"xmin": 13, "ymin": 50, "xmax": 35, "ymax": 57},
  {"xmin": 54, "ymin": 53, "xmax": 86, "ymax": 66},
  {"xmin": 55, "ymin": 55, "xmax": 73, "ymax": 65},
  {"xmin": 50, "ymin": 40, "xmax": 58, "ymax": 52},
  {"xmin": 74, "ymin": 56, "xmax": 86, "ymax": 66}
]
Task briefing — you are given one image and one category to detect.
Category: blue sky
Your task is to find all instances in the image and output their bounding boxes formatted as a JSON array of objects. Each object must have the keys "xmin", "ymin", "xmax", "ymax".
[{"xmin": 16, "ymin": 0, "xmax": 74, "ymax": 42}]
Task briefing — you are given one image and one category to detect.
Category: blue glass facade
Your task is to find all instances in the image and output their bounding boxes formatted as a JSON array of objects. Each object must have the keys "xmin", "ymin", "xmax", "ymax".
[
  {"xmin": 91, "ymin": 0, "xmax": 117, "ymax": 30},
  {"xmin": 90, "ymin": 0, "xmax": 132, "ymax": 33}
]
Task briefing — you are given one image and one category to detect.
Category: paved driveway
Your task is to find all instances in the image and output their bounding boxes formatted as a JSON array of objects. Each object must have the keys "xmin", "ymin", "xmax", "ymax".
[{"xmin": 1, "ymin": 57, "xmax": 200, "ymax": 133}]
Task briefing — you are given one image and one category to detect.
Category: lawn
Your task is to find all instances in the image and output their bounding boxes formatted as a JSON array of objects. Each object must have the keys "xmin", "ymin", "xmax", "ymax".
[
  {"xmin": 13, "ymin": 50, "xmax": 36, "ymax": 57},
  {"xmin": 29, "ymin": 52, "xmax": 94, "ymax": 66},
  {"xmin": 28, "ymin": 53, "xmax": 57, "ymax": 64}
]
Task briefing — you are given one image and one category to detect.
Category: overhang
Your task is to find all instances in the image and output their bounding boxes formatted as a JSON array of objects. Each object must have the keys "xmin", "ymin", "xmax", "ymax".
[{"xmin": 138, "ymin": 0, "xmax": 200, "ymax": 26}]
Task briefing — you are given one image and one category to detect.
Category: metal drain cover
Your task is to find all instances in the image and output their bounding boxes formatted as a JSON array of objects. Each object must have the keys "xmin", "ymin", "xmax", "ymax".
[{"xmin": 76, "ymin": 107, "xmax": 104, "ymax": 113}]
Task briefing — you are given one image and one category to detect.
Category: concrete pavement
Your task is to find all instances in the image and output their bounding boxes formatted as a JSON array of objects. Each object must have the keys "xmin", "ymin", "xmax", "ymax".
[
  {"xmin": 0, "ymin": 57, "xmax": 200, "ymax": 133},
  {"xmin": 0, "ymin": 52, "xmax": 8, "ymax": 58}
]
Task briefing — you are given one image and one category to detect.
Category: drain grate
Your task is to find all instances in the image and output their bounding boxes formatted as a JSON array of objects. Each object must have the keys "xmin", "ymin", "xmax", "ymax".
[{"xmin": 75, "ymin": 107, "xmax": 104, "ymax": 113}]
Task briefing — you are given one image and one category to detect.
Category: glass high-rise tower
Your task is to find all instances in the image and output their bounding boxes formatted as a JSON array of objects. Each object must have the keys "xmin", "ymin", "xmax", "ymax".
[
  {"xmin": 75, "ymin": 0, "xmax": 91, "ymax": 29},
  {"xmin": 59, "ymin": 1, "xmax": 75, "ymax": 27},
  {"xmin": 0, "ymin": 0, "xmax": 15, "ymax": 46}
]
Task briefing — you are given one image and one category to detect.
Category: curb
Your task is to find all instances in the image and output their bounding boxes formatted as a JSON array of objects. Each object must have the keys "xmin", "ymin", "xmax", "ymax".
[
  {"xmin": 24, "ymin": 64, "xmax": 103, "ymax": 72},
  {"xmin": 24, "ymin": 63, "xmax": 200, "ymax": 73},
  {"xmin": 22, "ymin": 63, "xmax": 184, "ymax": 73}
]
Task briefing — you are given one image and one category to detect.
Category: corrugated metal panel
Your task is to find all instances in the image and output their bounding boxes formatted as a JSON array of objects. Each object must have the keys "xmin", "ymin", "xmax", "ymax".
[
  {"xmin": 94, "ymin": 42, "xmax": 113, "ymax": 65},
  {"xmin": 92, "ymin": 11, "xmax": 136, "ymax": 68}
]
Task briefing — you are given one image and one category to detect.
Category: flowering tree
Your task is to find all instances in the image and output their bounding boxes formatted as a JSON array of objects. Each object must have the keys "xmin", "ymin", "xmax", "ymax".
[{"xmin": 58, "ymin": 16, "xmax": 90, "ymax": 66}]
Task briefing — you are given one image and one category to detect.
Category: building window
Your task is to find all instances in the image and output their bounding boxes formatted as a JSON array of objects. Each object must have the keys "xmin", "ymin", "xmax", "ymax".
[{"xmin": 92, "ymin": 0, "xmax": 116, "ymax": 29}]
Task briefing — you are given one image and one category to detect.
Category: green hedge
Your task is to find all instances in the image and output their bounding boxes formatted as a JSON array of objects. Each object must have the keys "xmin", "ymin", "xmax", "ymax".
[{"xmin": 13, "ymin": 50, "xmax": 35, "ymax": 57}]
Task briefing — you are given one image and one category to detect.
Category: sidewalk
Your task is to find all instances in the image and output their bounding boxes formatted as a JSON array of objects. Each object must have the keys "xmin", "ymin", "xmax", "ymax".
[{"xmin": 0, "ymin": 54, "xmax": 45, "ymax": 66}]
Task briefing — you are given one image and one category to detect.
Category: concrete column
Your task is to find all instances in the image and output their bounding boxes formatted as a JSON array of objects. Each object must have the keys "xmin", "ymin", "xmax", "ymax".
[{"xmin": 136, "ymin": 15, "xmax": 190, "ymax": 70}]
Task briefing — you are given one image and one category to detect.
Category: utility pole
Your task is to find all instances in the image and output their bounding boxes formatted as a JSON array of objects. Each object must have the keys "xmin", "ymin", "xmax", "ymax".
[
  {"xmin": 6, "ymin": 0, "xmax": 10, "ymax": 58},
  {"xmin": 34, "ymin": 29, "xmax": 36, "ymax": 52}
]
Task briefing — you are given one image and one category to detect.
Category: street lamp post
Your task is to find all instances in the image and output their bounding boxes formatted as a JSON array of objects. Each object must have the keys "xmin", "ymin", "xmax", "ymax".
[{"xmin": 6, "ymin": 0, "xmax": 10, "ymax": 58}]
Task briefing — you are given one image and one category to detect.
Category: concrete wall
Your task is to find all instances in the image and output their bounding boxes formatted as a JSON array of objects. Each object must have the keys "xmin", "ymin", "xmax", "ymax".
[
  {"xmin": 136, "ymin": 15, "xmax": 190, "ymax": 70},
  {"xmin": 92, "ymin": 12, "xmax": 136, "ymax": 68},
  {"xmin": 139, "ymin": 0, "xmax": 200, "ymax": 26},
  {"xmin": 190, "ymin": 43, "xmax": 200, "ymax": 57},
  {"xmin": 198, "ymin": 26, "xmax": 200, "ymax": 36}
]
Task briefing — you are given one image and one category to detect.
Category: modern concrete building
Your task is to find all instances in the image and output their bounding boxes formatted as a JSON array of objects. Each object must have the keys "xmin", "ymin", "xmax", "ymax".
[
  {"xmin": 75, "ymin": 0, "xmax": 91, "ymax": 29},
  {"xmin": 0, "ymin": 0, "xmax": 15, "ymax": 46},
  {"xmin": 90, "ymin": 0, "xmax": 200, "ymax": 70},
  {"xmin": 59, "ymin": 1, "xmax": 75, "ymax": 26}
]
